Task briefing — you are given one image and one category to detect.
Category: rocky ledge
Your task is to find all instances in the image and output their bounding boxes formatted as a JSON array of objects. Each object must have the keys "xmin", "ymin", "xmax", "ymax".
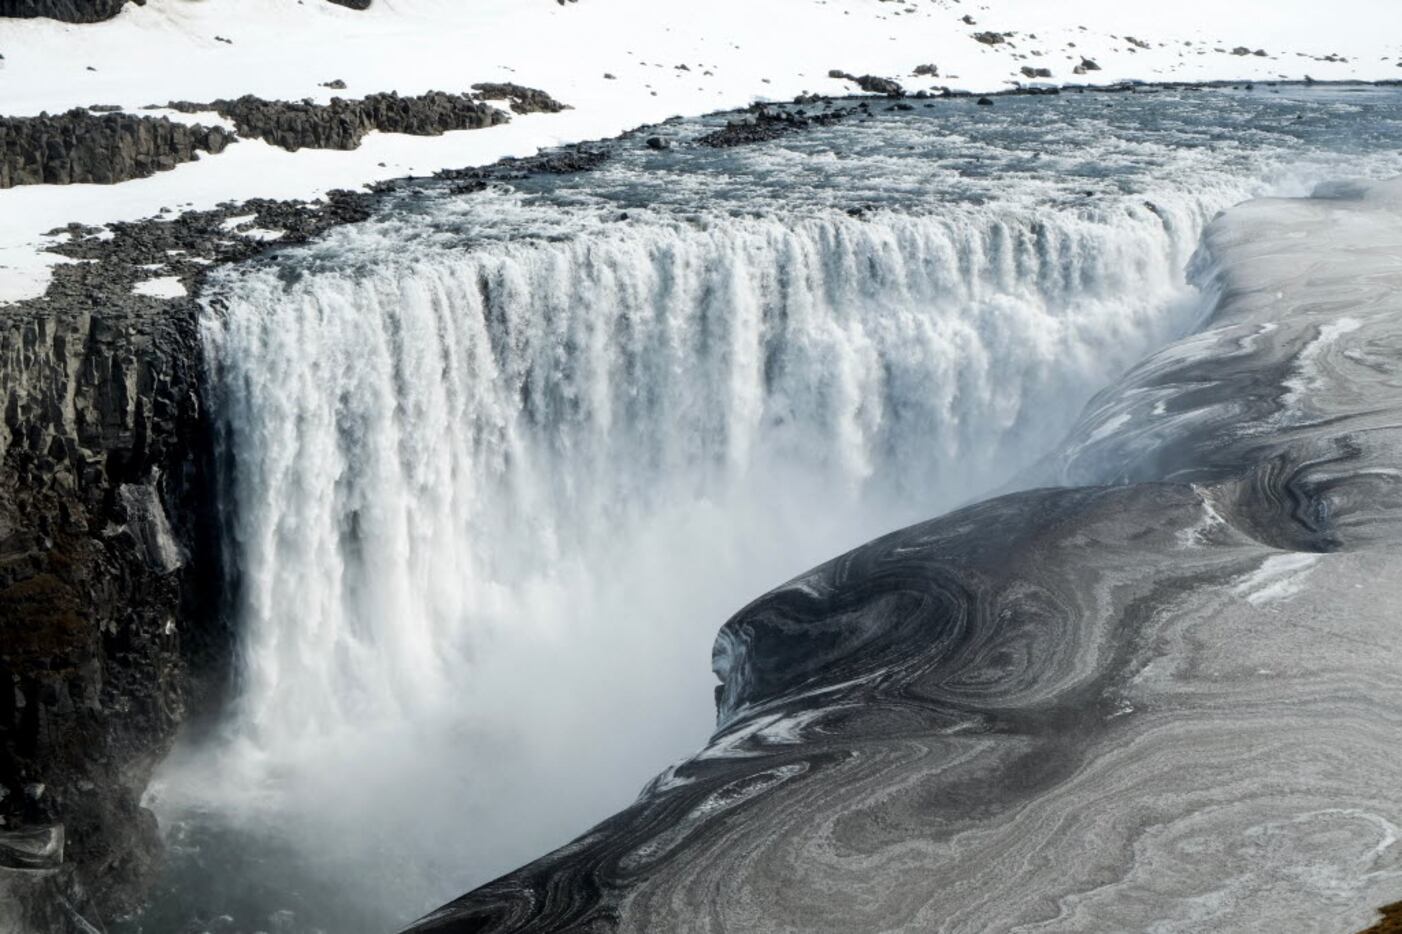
[
  {"xmin": 0, "ymin": 192, "xmax": 372, "ymax": 933},
  {"xmin": 0, "ymin": 110, "xmax": 232, "ymax": 189},
  {"xmin": 164, "ymin": 90, "xmax": 521, "ymax": 153},
  {"xmin": 0, "ymin": 259, "xmax": 215, "ymax": 933}
]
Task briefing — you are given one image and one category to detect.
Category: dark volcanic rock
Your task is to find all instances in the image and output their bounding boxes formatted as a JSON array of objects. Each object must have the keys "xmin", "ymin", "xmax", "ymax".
[
  {"xmin": 0, "ymin": 0, "xmax": 380, "ymax": 19},
  {"xmin": 431, "ymin": 145, "xmax": 610, "ymax": 188},
  {"xmin": 2, "ymin": 84, "xmax": 565, "ymax": 186},
  {"xmin": 850, "ymin": 74, "xmax": 904, "ymax": 97},
  {"xmin": 1360, "ymin": 902, "xmax": 1402, "ymax": 933},
  {"xmin": 165, "ymin": 89, "xmax": 557, "ymax": 152},
  {"xmin": 696, "ymin": 105, "xmax": 851, "ymax": 148},
  {"xmin": 0, "ymin": 110, "xmax": 231, "ymax": 189},
  {"xmin": 828, "ymin": 71, "xmax": 905, "ymax": 97},
  {"xmin": 0, "ymin": 191, "xmax": 373, "ymax": 930},
  {"xmin": 469, "ymin": 83, "xmax": 569, "ymax": 115},
  {"xmin": 0, "ymin": 263, "xmax": 216, "ymax": 926},
  {"xmin": 167, "ymin": 92, "xmax": 502, "ymax": 152},
  {"xmin": 0, "ymin": 0, "xmax": 139, "ymax": 22}
]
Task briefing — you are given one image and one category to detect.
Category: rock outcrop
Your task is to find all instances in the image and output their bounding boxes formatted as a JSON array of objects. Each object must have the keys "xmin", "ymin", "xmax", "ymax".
[
  {"xmin": 469, "ymin": 82, "xmax": 570, "ymax": 115},
  {"xmin": 0, "ymin": 192, "xmax": 374, "ymax": 931},
  {"xmin": 0, "ymin": 0, "xmax": 363, "ymax": 18},
  {"xmin": 0, "ymin": 110, "xmax": 232, "ymax": 189},
  {"xmin": 0, "ymin": 267, "xmax": 217, "ymax": 931},
  {"xmin": 828, "ymin": 70, "xmax": 906, "ymax": 96},
  {"xmin": 165, "ymin": 87, "xmax": 569, "ymax": 152},
  {"xmin": 697, "ymin": 103, "xmax": 853, "ymax": 148},
  {"xmin": 1, "ymin": 85, "xmax": 566, "ymax": 188},
  {"xmin": 0, "ymin": 0, "xmax": 139, "ymax": 22},
  {"xmin": 164, "ymin": 92, "xmax": 502, "ymax": 152}
]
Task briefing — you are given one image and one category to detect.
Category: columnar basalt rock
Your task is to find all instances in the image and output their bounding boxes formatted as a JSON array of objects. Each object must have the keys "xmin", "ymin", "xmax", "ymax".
[
  {"xmin": 0, "ymin": 110, "xmax": 231, "ymax": 189},
  {"xmin": 469, "ymin": 82, "xmax": 571, "ymax": 114},
  {"xmin": 0, "ymin": 277, "xmax": 214, "ymax": 929},
  {"xmin": 0, "ymin": 86, "xmax": 565, "ymax": 188},
  {"xmin": 0, "ymin": 192, "xmax": 373, "ymax": 931}
]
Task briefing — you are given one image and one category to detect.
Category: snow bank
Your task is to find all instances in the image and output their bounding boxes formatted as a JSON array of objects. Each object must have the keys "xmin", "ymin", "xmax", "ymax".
[{"xmin": 2, "ymin": 0, "xmax": 1400, "ymax": 302}]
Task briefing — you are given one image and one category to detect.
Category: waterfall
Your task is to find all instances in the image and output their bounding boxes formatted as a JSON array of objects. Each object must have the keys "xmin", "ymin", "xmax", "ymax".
[
  {"xmin": 202, "ymin": 199, "xmax": 1209, "ymax": 753},
  {"xmin": 179, "ymin": 184, "xmax": 1274, "ymax": 922}
]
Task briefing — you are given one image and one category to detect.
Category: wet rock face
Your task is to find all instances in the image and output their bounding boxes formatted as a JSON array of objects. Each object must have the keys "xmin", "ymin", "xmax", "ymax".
[
  {"xmin": 0, "ymin": 110, "xmax": 232, "ymax": 189},
  {"xmin": 0, "ymin": 0, "xmax": 139, "ymax": 22},
  {"xmin": 0, "ymin": 284, "xmax": 214, "ymax": 923},
  {"xmin": 0, "ymin": 192, "xmax": 372, "ymax": 928}
]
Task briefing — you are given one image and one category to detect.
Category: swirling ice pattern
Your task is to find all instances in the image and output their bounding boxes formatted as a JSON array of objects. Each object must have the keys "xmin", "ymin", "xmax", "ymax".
[{"xmin": 407, "ymin": 185, "xmax": 1402, "ymax": 933}]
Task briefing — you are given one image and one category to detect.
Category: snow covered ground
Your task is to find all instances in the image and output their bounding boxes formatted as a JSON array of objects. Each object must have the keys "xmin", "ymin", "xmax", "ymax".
[{"xmin": 2, "ymin": 0, "xmax": 1401, "ymax": 303}]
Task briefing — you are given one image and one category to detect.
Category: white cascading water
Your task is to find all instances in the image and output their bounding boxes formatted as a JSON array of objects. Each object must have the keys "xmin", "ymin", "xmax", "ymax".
[{"xmin": 206, "ymin": 205, "xmax": 1206, "ymax": 745}]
